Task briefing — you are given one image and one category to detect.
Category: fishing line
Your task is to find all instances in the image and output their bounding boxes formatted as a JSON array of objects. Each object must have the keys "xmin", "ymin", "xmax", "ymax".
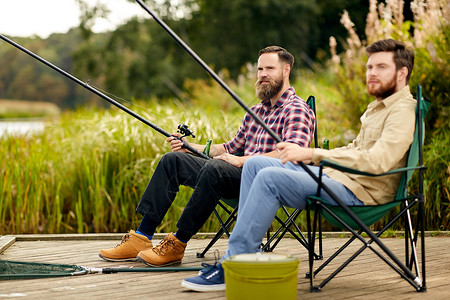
[
  {"xmin": 87, "ymin": 81, "xmax": 157, "ymax": 115},
  {"xmin": 88, "ymin": 78, "xmax": 240, "ymax": 141}
]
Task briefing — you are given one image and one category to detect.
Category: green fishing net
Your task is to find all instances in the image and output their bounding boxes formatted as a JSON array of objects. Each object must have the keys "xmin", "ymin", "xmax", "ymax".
[{"xmin": 0, "ymin": 260, "xmax": 87, "ymax": 280}]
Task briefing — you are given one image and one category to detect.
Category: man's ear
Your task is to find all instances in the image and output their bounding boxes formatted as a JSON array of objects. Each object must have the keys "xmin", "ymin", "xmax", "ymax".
[
  {"xmin": 398, "ymin": 66, "xmax": 408, "ymax": 83},
  {"xmin": 283, "ymin": 64, "xmax": 291, "ymax": 77}
]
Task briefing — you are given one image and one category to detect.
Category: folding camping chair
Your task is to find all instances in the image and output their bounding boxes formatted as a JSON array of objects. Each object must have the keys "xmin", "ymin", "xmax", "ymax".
[
  {"xmin": 197, "ymin": 95, "xmax": 320, "ymax": 258},
  {"xmin": 305, "ymin": 85, "xmax": 429, "ymax": 292}
]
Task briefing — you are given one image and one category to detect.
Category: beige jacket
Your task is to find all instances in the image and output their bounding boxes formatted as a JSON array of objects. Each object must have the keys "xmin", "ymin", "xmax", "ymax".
[{"xmin": 312, "ymin": 85, "xmax": 417, "ymax": 205}]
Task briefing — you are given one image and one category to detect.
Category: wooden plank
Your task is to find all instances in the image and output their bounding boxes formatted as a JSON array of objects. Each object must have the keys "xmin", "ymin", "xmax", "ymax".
[
  {"xmin": 0, "ymin": 235, "xmax": 15, "ymax": 254},
  {"xmin": 0, "ymin": 236, "xmax": 449, "ymax": 299}
]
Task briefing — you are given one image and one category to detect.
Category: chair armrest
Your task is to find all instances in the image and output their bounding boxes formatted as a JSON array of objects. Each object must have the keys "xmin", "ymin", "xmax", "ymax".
[{"xmin": 320, "ymin": 159, "xmax": 426, "ymax": 177}]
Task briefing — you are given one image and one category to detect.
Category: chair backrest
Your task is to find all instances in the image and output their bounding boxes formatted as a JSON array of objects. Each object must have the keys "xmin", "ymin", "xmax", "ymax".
[
  {"xmin": 394, "ymin": 85, "xmax": 430, "ymax": 200},
  {"xmin": 306, "ymin": 95, "xmax": 318, "ymax": 149}
]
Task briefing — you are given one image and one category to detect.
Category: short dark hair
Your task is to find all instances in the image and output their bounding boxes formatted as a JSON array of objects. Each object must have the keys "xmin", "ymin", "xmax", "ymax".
[
  {"xmin": 259, "ymin": 46, "xmax": 294, "ymax": 70},
  {"xmin": 366, "ymin": 39, "xmax": 414, "ymax": 83}
]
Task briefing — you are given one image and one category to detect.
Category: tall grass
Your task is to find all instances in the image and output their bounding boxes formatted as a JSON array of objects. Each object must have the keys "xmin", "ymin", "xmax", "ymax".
[
  {"xmin": 2, "ymin": 56, "xmax": 447, "ymax": 234},
  {"xmin": 0, "ymin": 99, "xmax": 243, "ymax": 234},
  {"xmin": 0, "ymin": 71, "xmax": 346, "ymax": 234},
  {"xmin": 410, "ymin": 127, "xmax": 450, "ymax": 230}
]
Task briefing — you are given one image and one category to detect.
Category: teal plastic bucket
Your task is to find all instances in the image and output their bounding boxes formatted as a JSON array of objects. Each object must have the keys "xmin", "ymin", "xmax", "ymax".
[{"xmin": 222, "ymin": 253, "xmax": 299, "ymax": 300}]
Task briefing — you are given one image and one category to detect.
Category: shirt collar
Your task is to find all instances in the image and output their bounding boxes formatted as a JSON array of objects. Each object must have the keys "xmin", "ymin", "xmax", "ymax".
[
  {"xmin": 262, "ymin": 87, "xmax": 296, "ymax": 108},
  {"xmin": 367, "ymin": 85, "xmax": 411, "ymax": 110}
]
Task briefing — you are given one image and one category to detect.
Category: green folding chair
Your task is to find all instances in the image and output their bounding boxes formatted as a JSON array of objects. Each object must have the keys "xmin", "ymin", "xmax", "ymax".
[
  {"xmin": 197, "ymin": 95, "xmax": 319, "ymax": 258},
  {"xmin": 305, "ymin": 85, "xmax": 429, "ymax": 292}
]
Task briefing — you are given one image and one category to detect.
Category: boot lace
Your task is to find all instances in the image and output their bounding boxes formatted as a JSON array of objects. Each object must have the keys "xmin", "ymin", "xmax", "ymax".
[
  {"xmin": 153, "ymin": 236, "xmax": 180, "ymax": 256},
  {"xmin": 115, "ymin": 233, "xmax": 131, "ymax": 248}
]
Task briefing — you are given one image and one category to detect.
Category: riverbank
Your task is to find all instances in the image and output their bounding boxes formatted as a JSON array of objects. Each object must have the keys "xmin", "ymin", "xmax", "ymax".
[{"xmin": 0, "ymin": 99, "xmax": 60, "ymax": 119}]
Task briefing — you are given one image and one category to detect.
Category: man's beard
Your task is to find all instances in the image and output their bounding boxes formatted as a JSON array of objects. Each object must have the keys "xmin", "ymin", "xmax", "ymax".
[
  {"xmin": 255, "ymin": 76, "xmax": 284, "ymax": 102},
  {"xmin": 367, "ymin": 73, "xmax": 397, "ymax": 99}
]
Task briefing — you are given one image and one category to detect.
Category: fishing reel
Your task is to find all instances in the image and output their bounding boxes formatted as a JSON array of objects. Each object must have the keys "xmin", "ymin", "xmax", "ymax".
[{"xmin": 177, "ymin": 123, "xmax": 195, "ymax": 138}]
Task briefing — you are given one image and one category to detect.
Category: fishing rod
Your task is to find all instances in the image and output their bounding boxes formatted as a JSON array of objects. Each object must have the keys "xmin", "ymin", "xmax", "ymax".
[
  {"xmin": 0, "ymin": 33, "xmax": 209, "ymax": 160},
  {"xmin": 82, "ymin": 265, "xmax": 202, "ymax": 274},
  {"xmin": 134, "ymin": 0, "xmax": 422, "ymax": 284}
]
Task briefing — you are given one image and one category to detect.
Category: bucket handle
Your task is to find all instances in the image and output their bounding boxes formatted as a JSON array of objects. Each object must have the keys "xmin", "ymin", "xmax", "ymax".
[{"xmin": 227, "ymin": 268, "xmax": 298, "ymax": 284}]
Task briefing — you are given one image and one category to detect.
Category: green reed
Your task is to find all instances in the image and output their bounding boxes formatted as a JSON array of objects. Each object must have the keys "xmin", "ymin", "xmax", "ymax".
[{"xmin": 0, "ymin": 99, "xmax": 244, "ymax": 234}]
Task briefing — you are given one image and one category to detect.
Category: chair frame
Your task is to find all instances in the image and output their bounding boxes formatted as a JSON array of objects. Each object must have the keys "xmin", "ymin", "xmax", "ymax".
[
  {"xmin": 196, "ymin": 198, "xmax": 238, "ymax": 258},
  {"xmin": 197, "ymin": 95, "xmax": 320, "ymax": 258},
  {"xmin": 305, "ymin": 85, "xmax": 428, "ymax": 292}
]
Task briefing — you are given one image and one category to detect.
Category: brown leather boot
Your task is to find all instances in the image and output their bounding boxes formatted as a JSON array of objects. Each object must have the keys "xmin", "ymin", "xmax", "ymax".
[
  {"xmin": 137, "ymin": 233, "xmax": 187, "ymax": 267},
  {"xmin": 99, "ymin": 230, "xmax": 153, "ymax": 262}
]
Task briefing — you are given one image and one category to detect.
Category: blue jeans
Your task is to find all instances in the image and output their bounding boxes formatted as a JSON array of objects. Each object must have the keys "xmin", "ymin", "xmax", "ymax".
[{"xmin": 224, "ymin": 156, "xmax": 363, "ymax": 260}]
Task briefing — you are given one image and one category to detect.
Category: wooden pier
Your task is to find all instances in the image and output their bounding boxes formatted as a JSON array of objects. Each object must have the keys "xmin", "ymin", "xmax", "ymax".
[{"xmin": 1, "ymin": 233, "xmax": 449, "ymax": 299}]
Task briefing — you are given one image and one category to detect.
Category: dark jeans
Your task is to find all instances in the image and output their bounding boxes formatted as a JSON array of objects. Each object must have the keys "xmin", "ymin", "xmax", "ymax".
[{"xmin": 136, "ymin": 152, "xmax": 242, "ymax": 237}]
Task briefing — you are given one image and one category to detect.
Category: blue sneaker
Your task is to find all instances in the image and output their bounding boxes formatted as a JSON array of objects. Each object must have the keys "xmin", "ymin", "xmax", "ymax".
[
  {"xmin": 197, "ymin": 262, "xmax": 215, "ymax": 275},
  {"xmin": 181, "ymin": 263, "xmax": 225, "ymax": 292}
]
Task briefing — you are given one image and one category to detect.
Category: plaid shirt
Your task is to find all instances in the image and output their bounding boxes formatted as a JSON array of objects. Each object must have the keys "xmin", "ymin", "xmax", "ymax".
[{"xmin": 224, "ymin": 87, "xmax": 315, "ymax": 156}]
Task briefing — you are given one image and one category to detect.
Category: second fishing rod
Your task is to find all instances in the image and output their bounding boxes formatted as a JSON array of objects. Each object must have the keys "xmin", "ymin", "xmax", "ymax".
[{"xmin": 0, "ymin": 33, "xmax": 209, "ymax": 160}]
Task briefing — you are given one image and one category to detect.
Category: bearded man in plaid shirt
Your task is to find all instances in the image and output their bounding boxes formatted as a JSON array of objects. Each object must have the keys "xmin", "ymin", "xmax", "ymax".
[{"xmin": 99, "ymin": 46, "xmax": 316, "ymax": 266}]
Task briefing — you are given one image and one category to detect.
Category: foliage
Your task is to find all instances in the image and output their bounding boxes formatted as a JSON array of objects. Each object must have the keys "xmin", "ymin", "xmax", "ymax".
[
  {"xmin": 186, "ymin": 0, "xmax": 321, "ymax": 78},
  {"xmin": 410, "ymin": 126, "xmax": 450, "ymax": 230},
  {"xmin": 0, "ymin": 32, "xmax": 93, "ymax": 108},
  {"xmin": 409, "ymin": 24, "xmax": 450, "ymax": 133}
]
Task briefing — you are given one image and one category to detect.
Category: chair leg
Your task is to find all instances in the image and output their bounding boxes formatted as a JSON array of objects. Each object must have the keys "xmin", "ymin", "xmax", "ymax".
[
  {"xmin": 262, "ymin": 209, "xmax": 322, "ymax": 260},
  {"xmin": 318, "ymin": 214, "xmax": 323, "ymax": 259},
  {"xmin": 264, "ymin": 230, "xmax": 272, "ymax": 252},
  {"xmin": 196, "ymin": 207, "xmax": 238, "ymax": 258},
  {"xmin": 405, "ymin": 202, "xmax": 420, "ymax": 277},
  {"xmin": 306, "ymin": 203, "xmax": 322, "ymax": 291}
]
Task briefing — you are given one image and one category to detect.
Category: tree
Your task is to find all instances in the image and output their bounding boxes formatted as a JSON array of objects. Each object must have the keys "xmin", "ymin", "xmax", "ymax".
[{"xmin": 186, "ymin": 0, "xmax": 321, "ymax": 77}]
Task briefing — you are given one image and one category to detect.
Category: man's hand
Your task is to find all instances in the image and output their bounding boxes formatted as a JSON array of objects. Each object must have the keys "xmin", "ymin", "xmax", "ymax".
[
  {"xmin": 277, "ymin": 142, "xmax": 314, "ymax": 164},
  {"xmin": 214, "ymin": 153, "xmax": 245, "ymax": 168},
  {"xmin": 166, "ymin": 133, "xmax": 189, "ymax": 152}
]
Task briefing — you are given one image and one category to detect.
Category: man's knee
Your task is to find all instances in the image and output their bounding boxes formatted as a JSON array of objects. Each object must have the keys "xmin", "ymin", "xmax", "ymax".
[
  {"xmin": 158, "ymin": 151, "xmax": 189, "ymax": 167},
  {"xmin": 200, "ymin": 159, "xmax": 228, "ymax": 177},
  {"xmin": 160, "ymin": 151, "xmax": 185, "ymax": 161},
  {"xmin": 243, "ymin": 156, "xmax": 276, "ymax": 176},
  {"xmin": 254, "ymin": 168, "xmax": 277, "ymax": 187}
]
